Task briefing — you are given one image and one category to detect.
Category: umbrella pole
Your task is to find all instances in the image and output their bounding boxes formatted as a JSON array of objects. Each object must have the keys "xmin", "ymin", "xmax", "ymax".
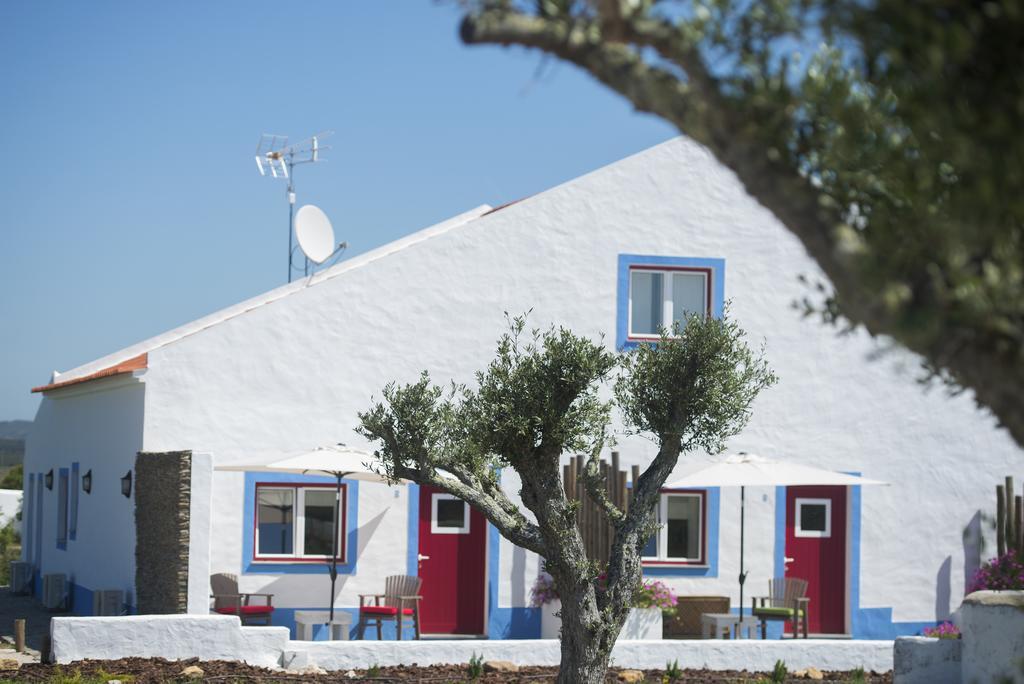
[
  {"xmin": 329, "ymin": 473, "xmax": 341, "ymax": 622},
  {"xmin": 739, "ymin": 485, "xmax": 747, "ymax": 620}
]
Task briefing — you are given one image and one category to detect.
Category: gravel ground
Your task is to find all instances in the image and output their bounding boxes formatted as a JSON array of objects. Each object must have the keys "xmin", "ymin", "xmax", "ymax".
[{"xmin": 7, "ymin": 657, "xmax": 894, "ymax": 683}]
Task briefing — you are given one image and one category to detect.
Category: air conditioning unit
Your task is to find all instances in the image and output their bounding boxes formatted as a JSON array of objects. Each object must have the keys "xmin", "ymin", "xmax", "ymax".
[
  {"xmin": 93, "ymin": 589, "xmax": 124, "ymax": 616},
  {"xmin": 42, "ymin": 573, "xmax": 67, "ymax": 611},
  {"xmin": 9, "ymin": 561, "xmax": 32, "ymax": 595}
]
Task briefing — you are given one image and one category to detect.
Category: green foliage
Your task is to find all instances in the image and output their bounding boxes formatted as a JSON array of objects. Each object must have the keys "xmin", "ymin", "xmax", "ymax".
[
  {"xmin": 366, "ymin": 663, "xmax": 381, "ymax": 678},
  {"xmin": 358, "ymin": 314, "xmax": 617, "ymax": 482},
  {"xmin": 0, "ymin": 519, "xmax": 20, "ymax": 586},
  {"xmin": 459, "ymin": 0, "xmax": 1024, "ymax": 445},
  {"xmin": 467, "ymin": 652, "xmax": 485, "ymax": 680},
  {"xmin": 850, "ymin": 666, "xmax": 866, "ymax": 684},
  {"xmin": 664, "ymin": 658, "xmax": 683, "ymax": 681},
  {"xmin": 771, "ymin": 659, "xmax": 787, "ymax": 684},
  {"xmin": 616, "ymin": 313, "xmax": 776, "ymax": 448},
  {"xmin": 0, "ymin": 465, "xmax": 21, "ymax": 490}
]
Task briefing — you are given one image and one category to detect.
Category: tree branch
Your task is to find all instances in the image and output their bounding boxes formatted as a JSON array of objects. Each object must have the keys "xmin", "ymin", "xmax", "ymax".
[
  {"xmin": 578, "ymin": 445, "xmax": 625, "ymax": 525},
  {"xmin": 393, "ymin": 463, "xmax": 545, "ymax": 555},
  {"xmin": 461, "ymin": 7, "xmax": 1024, "ymax": 445}
]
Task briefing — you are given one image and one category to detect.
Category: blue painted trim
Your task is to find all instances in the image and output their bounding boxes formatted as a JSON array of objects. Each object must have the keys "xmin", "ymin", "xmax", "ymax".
[
  {"xmin": 56, "ymin": 467, "xmax": 69, "ymax": 550},
  {"xmin": 486, "ymin": 522, "xmax": 502, "ymax": 636},
  {"xmin": 69, "ymin": 462, "xmax": 79, "ymax": 541},
  {"xmin": 774, "ymin": 486, "xmax": 787, "ymax": 580},
  {"xmin": 643, "ymin": 487, "xmax": 720, "ymax": 577},
  {"xmin": 241, "ymin": 472, "xmax": 359, "ymax": 575},
  {"xmin": 405, "ymin": 484, "xmax": 420, "ymax": 577},
  {"xmin": 616, "ymin": 254, "xmax": 726, "ymax": 350}
]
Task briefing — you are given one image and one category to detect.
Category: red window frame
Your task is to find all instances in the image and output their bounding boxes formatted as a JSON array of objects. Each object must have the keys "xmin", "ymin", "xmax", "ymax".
[
  {"xmin": 641, "ymin": 488, "xmax": 708, "ymax": 567},
  {"xmin": 252, "ymin": 482, "xmax": 347, "ymax": 563},
  {"xmin": 627, "ymin": 266, "xmax": 714, "ymax": 342}
]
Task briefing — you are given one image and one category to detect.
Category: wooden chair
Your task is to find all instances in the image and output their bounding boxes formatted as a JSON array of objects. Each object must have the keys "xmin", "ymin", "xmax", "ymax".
[
  {"xmin": 356, "ymin": 575, "xmax": 423, "ymax": 640},
  {"xmin": 751, "ymin": 577, "xmax": 810, "ymax": 638},
  {"xmin": 210, "ymin": 572, "xmax": 275, "ymax": 626}
]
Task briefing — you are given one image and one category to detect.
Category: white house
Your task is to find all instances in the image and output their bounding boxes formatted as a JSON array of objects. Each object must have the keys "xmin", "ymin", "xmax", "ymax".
[{"xmin": 21, "ymin": 138, "xmax": 1018, "ymax": 640}]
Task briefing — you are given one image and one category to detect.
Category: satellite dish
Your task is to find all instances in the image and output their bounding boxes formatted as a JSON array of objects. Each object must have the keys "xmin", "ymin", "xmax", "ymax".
[{"xmin": 294, "ymin": 204, "xmax": 336, "ymax": 264}]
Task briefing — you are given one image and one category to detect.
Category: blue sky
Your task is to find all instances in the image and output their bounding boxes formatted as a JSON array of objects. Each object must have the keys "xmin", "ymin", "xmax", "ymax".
[{"xmin": 0, "ymin": 2, "xmax": 675, "ymax": 420}]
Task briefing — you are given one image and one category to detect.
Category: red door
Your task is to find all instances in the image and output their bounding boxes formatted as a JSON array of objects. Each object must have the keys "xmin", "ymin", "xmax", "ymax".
[
  {"xmin": 785, "ymin": 486, "xmax": 846, "ymax": 634},
  {"xmin": 417, "ymin": 485, "xmax": 487, "ymax": 635}
]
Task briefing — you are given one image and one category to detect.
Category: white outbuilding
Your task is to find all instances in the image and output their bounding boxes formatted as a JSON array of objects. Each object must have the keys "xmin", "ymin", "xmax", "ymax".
[{"xmin": 21, "ymin": 138, "xmax": 1017, "ymax": 639}]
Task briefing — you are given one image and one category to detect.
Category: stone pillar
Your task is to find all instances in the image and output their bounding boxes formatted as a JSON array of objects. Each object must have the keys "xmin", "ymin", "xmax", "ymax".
[{"xmin": 135, "ymin": 450, "xmax": 193, "ymax": 614}]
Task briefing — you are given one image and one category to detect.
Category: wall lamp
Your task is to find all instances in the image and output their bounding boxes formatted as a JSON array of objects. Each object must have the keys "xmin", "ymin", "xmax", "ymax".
[
  {"xmin": 120, "ymin": 471, "xmax": 132, "ymax": 498},
  {"xmin": 45, "ymin": 469, "xmax": 54, "ymax": 490},
  {"xmin": 82, "ymin": 469, "xmax": 92, "ymax": 494}
]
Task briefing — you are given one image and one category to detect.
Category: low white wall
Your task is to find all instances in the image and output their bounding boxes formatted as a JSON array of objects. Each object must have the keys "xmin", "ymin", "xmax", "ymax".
[
  {"xmin": 285, "ymin": 639, "xmax": 894, "ymax": 673},
  {"xmin": 959, "ymin": 590, "xmax": 1024, "ymax": 684},
  {"xmin": 0, "ymin": 489, "xmax": 21, "ymax": 526},
  {"xmin": 893, "ymin": 637, "xmax": 960, "ymax": 684},
  {"xmin": 51, "ymin": 615, "xmax": 288, "ymax": 667}
]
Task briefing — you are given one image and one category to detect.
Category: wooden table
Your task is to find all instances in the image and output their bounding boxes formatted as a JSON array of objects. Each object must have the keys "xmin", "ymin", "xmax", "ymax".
[
  {"xmin": 294, "ymin": 610, "xmax": 352, "ymax": 641},
  {"xmin": 700, "ymin": 613, "xmax": 759, "ymax": 639}
]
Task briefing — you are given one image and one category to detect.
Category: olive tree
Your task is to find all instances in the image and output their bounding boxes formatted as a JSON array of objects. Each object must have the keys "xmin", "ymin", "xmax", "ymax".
[
  {"xmin": 358, "ymin": 313, "xmax": 775, "ymax": 683},
  {"xmin": 457, "ymin": 0, "xmax": 1024, "ymax": 447}
]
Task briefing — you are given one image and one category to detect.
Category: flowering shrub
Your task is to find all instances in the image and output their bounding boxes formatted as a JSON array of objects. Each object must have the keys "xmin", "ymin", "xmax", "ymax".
[
  {"xmin": 922, "ymin": 621, "xmax": 960, "ymax": 639},
  {"xmin": 529, "ymin": 572, "xmax": 678, "ymax": 616},
  {"xmin": 635, "ymin": 579, "xmax": 678, "ymax": 616},
  {"xmin": 530, "ymin": 573, "xmax": 559, "ymax": 607},
  {"xmin": 967, "ymin": 550, "xmax": 1024, "ymax": 592}
]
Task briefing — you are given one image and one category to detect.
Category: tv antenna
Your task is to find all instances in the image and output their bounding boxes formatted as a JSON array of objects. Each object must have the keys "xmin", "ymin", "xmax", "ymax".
[{"xmin": 254, "ymin": 131, "xmax": 340, "ymax": 282}]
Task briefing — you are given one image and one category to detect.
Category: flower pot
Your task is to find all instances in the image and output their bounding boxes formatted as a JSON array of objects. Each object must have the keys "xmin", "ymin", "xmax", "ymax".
[
  {"xmin": 620, "ymin": 607, "xmax": 663, "ymax": 640},
  {"xmin": 538, "ymin": 601, "xmax": 663, "ymax": 640},
  {"xmin": 540, "ymin": 599, "xmax": 561, "ymax": 639}
]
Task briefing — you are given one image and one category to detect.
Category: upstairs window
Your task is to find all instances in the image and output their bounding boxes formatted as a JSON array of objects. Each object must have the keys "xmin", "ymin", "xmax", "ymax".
[
  {"xmin": 628, "ymin": 267, "xmax": 710, "ymax": 340},
  {"xmin": 642, "ymin": 490, "xmax": 706, "ymax": 566},
  {"xmin": 254, "ymin": 484, "xmax": 345, "ymax": 561}
]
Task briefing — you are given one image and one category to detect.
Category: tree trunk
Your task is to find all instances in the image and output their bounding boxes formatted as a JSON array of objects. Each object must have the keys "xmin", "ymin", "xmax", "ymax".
[{"xmin": 551, "ymin": 573, "xmax": 621, "ymax": 684}]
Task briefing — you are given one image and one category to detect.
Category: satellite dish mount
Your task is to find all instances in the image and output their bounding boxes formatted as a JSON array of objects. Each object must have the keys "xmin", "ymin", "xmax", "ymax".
[{"xmin": 254, "ymin": 131, "xmax": 342, "ymax": 282}]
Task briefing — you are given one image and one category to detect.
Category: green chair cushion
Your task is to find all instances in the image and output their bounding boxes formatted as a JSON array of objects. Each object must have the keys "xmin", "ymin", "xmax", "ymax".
[{"xmin": 753, "ymin": 606, "xmax": 805, "ymax": 618}]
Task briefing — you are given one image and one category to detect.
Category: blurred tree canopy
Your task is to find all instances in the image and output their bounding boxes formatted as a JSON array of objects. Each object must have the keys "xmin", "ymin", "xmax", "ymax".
[{"xmin": 460, "ymin": 0, "xmax": 1024, "ymax": 446}]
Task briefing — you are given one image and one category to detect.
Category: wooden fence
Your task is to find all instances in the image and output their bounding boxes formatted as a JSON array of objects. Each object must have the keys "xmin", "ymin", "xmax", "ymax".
[{"xmin": 562, "ymin": 451, "xmax": 637, "ymax": 564}]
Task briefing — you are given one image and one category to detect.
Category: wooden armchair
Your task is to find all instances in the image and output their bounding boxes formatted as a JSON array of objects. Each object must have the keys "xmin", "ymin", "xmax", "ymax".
[
  {"xmin": 751, "ymin": 577, "xmax": 809, "ymax": 639},
  {"xmin": 356, "ymin": 575, "xmax": 423, "ymax": 640},
  {"xmin": 210, "ymin": 572, "xmax": 275, "ymax": 626}
]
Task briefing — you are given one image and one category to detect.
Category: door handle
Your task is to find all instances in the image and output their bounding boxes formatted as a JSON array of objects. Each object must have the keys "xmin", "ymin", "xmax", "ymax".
[
  {"xmin": 784, "ymin": 556, "xmax": 795, "ymax": 564},
  {"xmin": 417, "ymin": 554, "xmax": 430, "ymax": 561}
]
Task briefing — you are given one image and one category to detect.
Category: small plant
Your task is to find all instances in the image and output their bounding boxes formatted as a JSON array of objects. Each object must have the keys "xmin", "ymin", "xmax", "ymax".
[
  {"xmin": 365, "ymin": 664, "xmax": 381, "ymax": 678},
  {"xmin": 850, "ymin": 666, "xmax": 866, "ymax": 684},
  {"xmin": 664, "ymin": 658, "xmax": 683, "ymax": 682},
  {"xmin": 922, "ymin": 621, "xmax": 961, "ymax": 639},
  {"xmin": 771, "ymin": 659, "xmax": 787, "ymax": 684},
  {"xmin": 634, "ymin": 579, "xmax": 679, "ymax": 616},
  {"xmin": 529, "ymin": 572, "xmax": 559, "ymax": 607},
  {"xmin": 968, "ymin": 550, "xmax": 1024, "ymax": 592},
  {"xmin": 467, "ymin": 652, "xmax": 485, "ymax": 680}
]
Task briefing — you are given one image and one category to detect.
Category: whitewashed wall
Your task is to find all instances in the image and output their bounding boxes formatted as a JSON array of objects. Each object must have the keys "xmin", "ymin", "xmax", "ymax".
[
  {"xmin": 24, "ymin": 377, "xmax": 144, "ymax": 606},
  {"xmin": 0, "ymin": 489, "xmax": 21, "ymax": 526},
  {"xmin": 31, "ymin": 138, "xmax": 1020, "ymax": 633}
]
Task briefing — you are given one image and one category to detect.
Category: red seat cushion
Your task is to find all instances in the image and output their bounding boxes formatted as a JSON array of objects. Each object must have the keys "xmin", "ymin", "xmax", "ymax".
[
  {"xmin": 359, "ymin": 605, "xmax": 414, "ymax": 616},
  {"xmin": 215, "ymin": 605, "xmax": 274, "ymax": 616}
]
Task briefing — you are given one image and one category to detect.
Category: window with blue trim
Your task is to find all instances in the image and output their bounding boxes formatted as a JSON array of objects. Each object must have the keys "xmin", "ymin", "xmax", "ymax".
[
  {"xmin": 254, "ymin": 483, "xmax": 346, "ymax": 562},
  {"xmin": 642, "ymin": 489, "xmax": 707, "ymax": 566},
  {"xmin": 617, "ymin": 255, "xmax": 725, "ymax": 349}
]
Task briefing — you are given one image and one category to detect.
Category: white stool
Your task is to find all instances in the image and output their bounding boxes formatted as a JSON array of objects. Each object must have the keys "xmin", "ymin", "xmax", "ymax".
[{"xmin": 294, "ymin": 610, "xmax": 352, "ymax": 641}]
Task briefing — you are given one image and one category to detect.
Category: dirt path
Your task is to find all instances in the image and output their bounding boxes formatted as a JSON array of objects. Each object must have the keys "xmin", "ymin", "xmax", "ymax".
[{"xmin": 0, "ymin": 587, "xmax": 47, "ymax": 664}]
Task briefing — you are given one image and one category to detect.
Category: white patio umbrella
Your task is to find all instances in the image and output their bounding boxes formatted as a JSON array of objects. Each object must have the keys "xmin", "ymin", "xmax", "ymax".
[
  {"xmin": 217, "ymin": 444, "xmax": 407, "ymax": 621},
  {"xmin": 665, "ymin": 453, "xmax": 887, "ymax": 619}
]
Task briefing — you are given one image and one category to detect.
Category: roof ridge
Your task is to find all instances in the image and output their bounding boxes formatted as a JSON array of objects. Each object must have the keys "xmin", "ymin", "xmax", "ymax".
[{"xmin": 41, "ymin": 204, "xmax": 493, "ymax": 388}]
